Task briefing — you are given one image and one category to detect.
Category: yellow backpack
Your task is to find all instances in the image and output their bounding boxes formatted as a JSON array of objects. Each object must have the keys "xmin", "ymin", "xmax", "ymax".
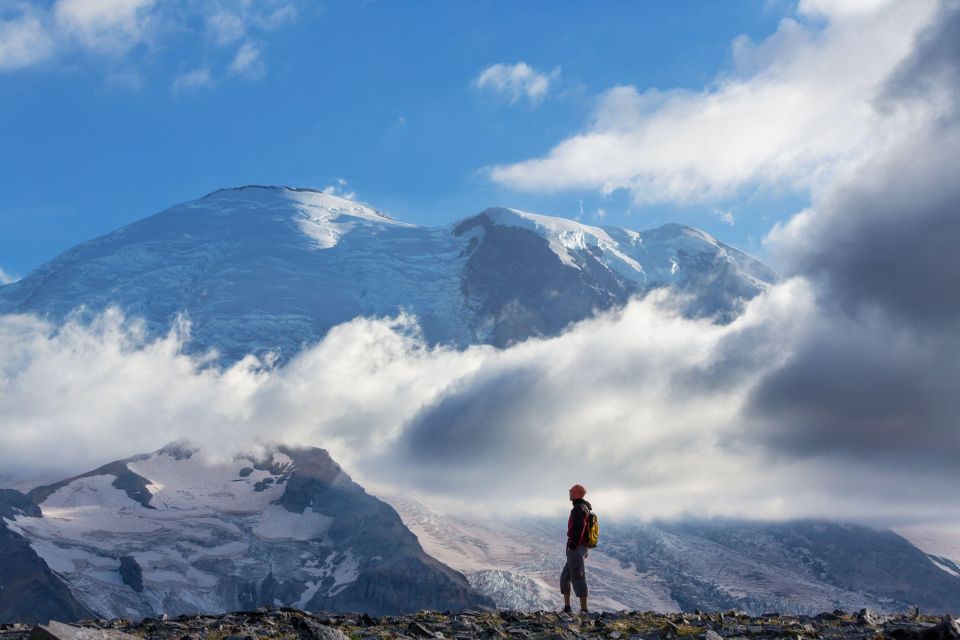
[{"xmin": 586, "ymin": 511, "xmax": 600, "ymax": 548}]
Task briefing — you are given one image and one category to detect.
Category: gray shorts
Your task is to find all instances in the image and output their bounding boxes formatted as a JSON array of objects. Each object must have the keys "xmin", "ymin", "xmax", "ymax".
[{"xmin": 560, "ymin": 544, "xmax": 588, "ymax": 597}]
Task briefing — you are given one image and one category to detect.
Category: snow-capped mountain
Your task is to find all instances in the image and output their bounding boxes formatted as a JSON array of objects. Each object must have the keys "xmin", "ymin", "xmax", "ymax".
[
  {"xmin": 0, "ymin": 186, "xmax": 775, "ymax": 363},
  {"xmin": 0, "ymin": 445, "xmax": 490, "ymax": 624},
  {"xmin": 387, "ymin": 497, "xmax": 960, "ymax": 616}
]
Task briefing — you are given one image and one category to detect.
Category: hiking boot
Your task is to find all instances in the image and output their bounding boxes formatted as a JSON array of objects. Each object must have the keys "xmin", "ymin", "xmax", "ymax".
[{"xmin": 561, "ymin": 605, "xmax": 572, "ymax": 613}]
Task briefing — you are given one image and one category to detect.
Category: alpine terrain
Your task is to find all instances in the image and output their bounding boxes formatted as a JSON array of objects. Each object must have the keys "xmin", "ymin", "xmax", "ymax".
[
  {"xmin": 389, "ymin": 498, "xmax": 960, "ymax": 616},
  {"xmin": 0, "ymin": 185, "xmax": 776, "ymax": 363},
  {"xmin": 0, "ymin": 444, "xmax": 490, "ymax": 624},
  {"xmin": 1, "ymin": 186, "xmax": 957, "ymax": 621}
]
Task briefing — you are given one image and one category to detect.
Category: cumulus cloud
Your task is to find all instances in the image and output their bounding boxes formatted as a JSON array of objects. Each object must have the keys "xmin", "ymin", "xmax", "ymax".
[
  {"xmin": 473, "ymin": 62, "xmax": 559, "ymax": 106},
  {"xmin": 488, "ymin": 1, "xmax": 940, "ymax": 203},
  {"xmin": 0, "ymin": 270, "xmax": 957, "ymax": 528},
  {"xmin": 752, "ymin": 2, "xmax": 960, "ymax": 489},
  {"xmin": 0, "ymin": 0, "xmax": 295, "ymax": 80}
]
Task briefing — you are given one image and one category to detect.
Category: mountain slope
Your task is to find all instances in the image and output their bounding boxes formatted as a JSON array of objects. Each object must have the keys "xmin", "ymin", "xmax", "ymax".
[
  {"xmin": 0, "ymin": 444, "xmax": 490, "ymax": 621},
  {"xmin": 0, "ymin": 186, "xmax": 775, "ymax": 362},
  {"xmin": 0, "ymin": 490, "xmax": 92, "ymax": 624},
  {"xmin": 387, "ymin": 497, "xmax": 960, "ymax": 615}
]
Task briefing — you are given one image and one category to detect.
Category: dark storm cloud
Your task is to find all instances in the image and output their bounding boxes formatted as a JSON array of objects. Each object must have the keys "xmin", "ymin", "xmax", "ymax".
[
  {"xmin": 789, "ymin": 129, "xmax": 960, "ymax": 328},
  {"xmin": 400, "ymin": 366, "xmax": 545, "ymax": 461},
  {"xmin": 883, "ymin": 0, "xmax": 960, "ymax": 117},
  {"xmin": 747, "ymin": 305, "xmax": 960, "ymax": 468},
  {"xmin": 753, "ymin": 6, "xmax": 960, "ymax": 468}
]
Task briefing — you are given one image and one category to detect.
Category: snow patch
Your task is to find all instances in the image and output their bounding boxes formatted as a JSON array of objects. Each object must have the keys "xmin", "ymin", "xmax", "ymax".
[
  {"xmin": 129, "ymin": 452, "xmax": 283, "ymax": 513},
  {"xmin": 254, "ymin": 505, "xmax": 332, "ymax": 541}
]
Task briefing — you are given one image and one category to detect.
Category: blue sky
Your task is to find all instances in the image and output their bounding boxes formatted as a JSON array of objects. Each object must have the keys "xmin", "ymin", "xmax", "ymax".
[{"xmin": 0, "ymin": 0, "xmax": 807, "ymax": 277}]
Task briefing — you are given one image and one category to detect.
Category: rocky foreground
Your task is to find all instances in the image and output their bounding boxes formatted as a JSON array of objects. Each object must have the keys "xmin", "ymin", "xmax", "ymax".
[{"xmin": 2, "ymin": 608, "xmax": 959, "ymax": 640}]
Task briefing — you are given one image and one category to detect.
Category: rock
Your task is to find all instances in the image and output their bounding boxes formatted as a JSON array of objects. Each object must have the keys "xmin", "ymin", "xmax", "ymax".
[
  {"xmin": 857, "ymin": 609, "xmax": 877, "ymax": 625},
  {"xmin": 916, "ymin": 617, "xmax": 960, "ymax": 640},
  {"xmin": 407, "ymin": 621, "xmax": 437, "ymax": 638},
  {"xmin": 30, "ymin": 622, "xmax": 139, "ymax": 640},
  {"xmin": 290, "ymin": 616, "xmax": 349, "ymax": 640},
  {"xmin": 116, "ymin": 556, "xmax": 143, "ymax": 594},
  {"xmin": 11, "ymin": 607, "xmax": 954, "ymax": 640}
]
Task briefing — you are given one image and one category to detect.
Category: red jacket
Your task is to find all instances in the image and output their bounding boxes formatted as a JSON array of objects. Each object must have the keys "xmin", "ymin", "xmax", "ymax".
[{"xmin": 567, "ymin": 498, "xmax": 592, "ymax": 549}]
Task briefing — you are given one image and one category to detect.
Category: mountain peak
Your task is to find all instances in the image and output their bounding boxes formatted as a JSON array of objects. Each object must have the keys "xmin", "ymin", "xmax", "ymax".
[
  {"xmin": 199, "ymin": 184, "xmax": 401, "ymax": 225},
  {"xmin": 3, "ymin": 442, "xmax": 490, "ymax": 620},
  {"xmin": 0, "ymin": 189, "xmax": 776, "ymax": 361}
]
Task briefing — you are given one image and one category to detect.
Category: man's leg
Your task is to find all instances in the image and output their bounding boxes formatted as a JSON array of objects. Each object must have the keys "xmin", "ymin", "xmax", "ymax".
[
  {"xmin": 560, "ymin": 554, "xmax": 572, "ymax": 611},
  {"xmin": 571, "ymin": 545, "xmax": 589, "ymax": 612}
]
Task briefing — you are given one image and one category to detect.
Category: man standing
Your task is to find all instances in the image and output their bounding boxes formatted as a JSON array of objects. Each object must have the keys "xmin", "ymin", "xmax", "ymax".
[{"xmin": 561, "ymin": 483, "xmax": 591, "ymax": 614}]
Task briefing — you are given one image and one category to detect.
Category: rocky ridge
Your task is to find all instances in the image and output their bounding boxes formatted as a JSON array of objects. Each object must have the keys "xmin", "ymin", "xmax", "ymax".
[
  {"xmin": 0, "ymin": 445, "xmax": 490, "ymax": 623},
  {"xmin": 2, "ymin": 607, "xmax": 958, "ymax": 640}
]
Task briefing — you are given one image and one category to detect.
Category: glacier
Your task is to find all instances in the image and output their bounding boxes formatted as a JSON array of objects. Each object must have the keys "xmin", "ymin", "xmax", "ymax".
[{"xmin": 0, "ymin": 186, "xmax": 776, "ymax": 364}]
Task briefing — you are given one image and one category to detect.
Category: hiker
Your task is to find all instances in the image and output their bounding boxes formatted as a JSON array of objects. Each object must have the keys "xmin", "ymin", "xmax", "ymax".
[{"xmin": 561, "ymin": 483, "xmax": 592, "ymax": 614}]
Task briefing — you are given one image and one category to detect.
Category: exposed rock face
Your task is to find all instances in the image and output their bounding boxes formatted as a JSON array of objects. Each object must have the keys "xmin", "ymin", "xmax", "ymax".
[
  {"xmin": 0, "ymin": 491, "xmax": 91, "ymax": 624},
  {"xmin": 274, "ymin": 447, "xmax": 489, "ymax": 615},
  {"xmin": 0, "ymin": 445, "xmax": 491, "ymax": 622},
  {"xmin": 0, "ymin": 187, "xmax": 775, "ymax": 363},
  {"xmin": 117, "ymin": 557, "xmax": 143, "ymax": 594}
]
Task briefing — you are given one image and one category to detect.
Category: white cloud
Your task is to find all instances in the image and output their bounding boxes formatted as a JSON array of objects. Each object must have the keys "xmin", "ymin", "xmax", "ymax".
[
  {"xmin": 207, "ymin": 9, "xmax": 246, "ymax": 45},
  {"xmin": 473, "ymin": 62, "xmax": 559, "ymax": 106},
  {"xmin": 488, "ymin": 1, "xmax": 940, "ymax": 203},
  {"xmin": 53, "ymin": 0, "xmax": 155, "ymax": 54},
  {"xmin": 322, "ymin": 178, "xmax": 356, "ymax": 200},
  {"xmin": 229, "ymin": 41, "xmax": 264, "ymax": 77},
  {"xmin": 713, "ymin": 208, "xmax": 735, "ymax": 226},
  {"xmin": 172, "ymin": 67, "xmax": 211, "ymax": 90},
  {"xmin": 0, "ymin": 0, "xmax": 297, "ymax": 82},
  {"xmin": 0, "ymin": 4, "xmax": 56, "ymax": 71},
  {"xmin": 1, "ymin": 279, "xmax": 958, "ymax": 528},
  {"xmin": 0, "ymin": 266, "xmax": 18, "ymax": 284}
]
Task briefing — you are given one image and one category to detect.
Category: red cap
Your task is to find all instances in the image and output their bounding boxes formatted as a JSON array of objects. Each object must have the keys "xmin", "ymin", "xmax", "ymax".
[{"xmin": 569, "ymin": 484, "xmax": 587, "ymax": 499}]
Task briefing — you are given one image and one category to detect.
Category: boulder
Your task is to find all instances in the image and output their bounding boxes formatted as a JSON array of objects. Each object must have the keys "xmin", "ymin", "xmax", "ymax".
[{"xmin": 30, "ymin": 621, "xmax": 140, "ymax": 640}]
